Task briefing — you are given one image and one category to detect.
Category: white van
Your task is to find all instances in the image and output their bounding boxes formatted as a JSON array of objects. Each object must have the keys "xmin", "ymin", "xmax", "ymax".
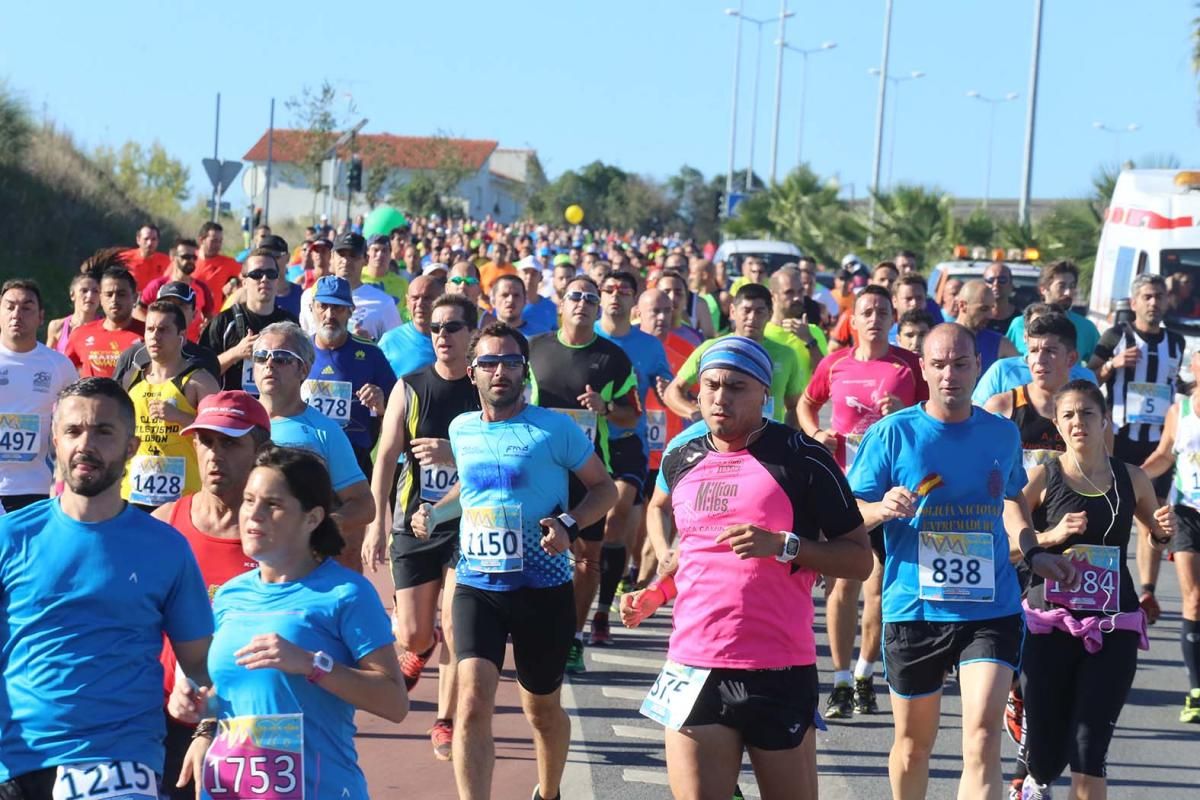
[{"xmin": 1088, "ymin": 169, "xmax": 1200, "ymax": 358}]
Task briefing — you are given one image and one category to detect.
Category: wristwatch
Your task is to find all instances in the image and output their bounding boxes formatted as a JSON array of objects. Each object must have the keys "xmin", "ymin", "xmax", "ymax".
[
  {"xmin": 307, "ymin": 650, "xmax": 334, "ymax": 683},
  {"xmin": 776, "ymin": 531, "xmax": 802, "ymax": 563},
  {"xmin": 557, "ymin": 512, "xmax": 580, "ymax": 543}
]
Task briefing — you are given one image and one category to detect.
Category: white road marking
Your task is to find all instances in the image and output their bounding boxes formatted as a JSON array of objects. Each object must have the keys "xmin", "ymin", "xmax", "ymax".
[
  {"xmin": 611, "ymin": 724, "xmax": 663, "ymax": 741},
  {"xmin": 590, "ymin": 652, "xmax": 665, "ymax": 670},
  {"xmin": 601, "ymin": 686, "xmax": 647, "ymax": 701}
]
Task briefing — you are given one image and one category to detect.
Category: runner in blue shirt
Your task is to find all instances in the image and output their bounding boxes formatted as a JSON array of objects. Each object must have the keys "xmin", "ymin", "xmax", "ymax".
[
  {"xmin": 412, "ymin": 321, "xmax": 616, "ymax": 800},
  {"xmin": 518, "ymin": 258, "xmax": 560, "ymax": 335},
  {"xmin": 0, "ymin": 378, "xmax": 213, "ymax": 797},
  {"xmin": 847, "ymin": 323, "xmax": 1077, "ymax": 799},
  {"xmin": 972, "ymin": 303, "xmax": 1098, "ymax": 406},
  {"xmin": 379, "ymin": 275, "xmax": 438, "ymax": 378},
  {"xmin": 305, "ymin": 276, "xmax": 397, "ymax": 467},
  {"xmin": 170, "ymin": 447, "xmax": 407, "ymax": 800}
]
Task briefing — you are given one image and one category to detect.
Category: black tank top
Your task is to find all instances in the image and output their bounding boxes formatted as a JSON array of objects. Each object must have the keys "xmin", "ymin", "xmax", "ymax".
[
  {"xmin": 391, "ymin": 365, "xmax": 480, "ymax": 550},
  {"xmin": 1011, "ymin": 385, "xmax": 1066, "ymax": 458},
  {"xmin": 1029, "ymin": 457, "xmax": 1138, "ymax": 614}
]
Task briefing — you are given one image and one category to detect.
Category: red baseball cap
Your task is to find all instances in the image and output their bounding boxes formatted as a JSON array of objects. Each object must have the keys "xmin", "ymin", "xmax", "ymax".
[{"xmin": 181, "ymin": 391, "xmax": 271, "ymax": 438}]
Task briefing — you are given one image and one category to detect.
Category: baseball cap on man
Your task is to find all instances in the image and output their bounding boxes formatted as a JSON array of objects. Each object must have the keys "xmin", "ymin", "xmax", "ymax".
[
  {"xmin": 181, "ymin": 391, "xmax": 271, "ymax": 437},
  {"xmin": 552, "ymin": 254, "xmax": 573, "ymax": 268},
  {"xmin": 334, "ymin": 232, "xmax": 367, "ymax": 255},
  {"xmin": 314, "ymin": 275, "xmax": 354, "ymax": 307},
  {"xmin": 157, "ymin": 281, "xmax": 196, "ymax": 305},
  {"xmin": 260, "ymin": 234, "xmax": 289, "ymax": 256},
  {"xmin": 517, "ymin": 256, "xmax": 542, "ymax": 273},
  {"xmin": 698, "ymin": 336, "xmax": 774, "ymax": 387},
  {"xmin": 423, "ymin": 262, "xmax": 450, "ymax": 276},
  {"xmin": 367, "ymin": 234, "xmax": 390, "ymax": 248}
]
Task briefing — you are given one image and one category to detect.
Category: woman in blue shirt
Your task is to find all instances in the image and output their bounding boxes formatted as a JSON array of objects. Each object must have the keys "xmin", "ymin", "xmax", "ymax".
[{"xmin": 172, "ymin": 446, "xmax": 407, "ymax": 799}]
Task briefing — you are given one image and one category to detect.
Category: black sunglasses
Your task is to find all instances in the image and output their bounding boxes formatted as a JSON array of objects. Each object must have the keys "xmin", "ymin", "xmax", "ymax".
[
  {"xmin": 245, "ymin": 269, "xmax": 279, "ymax": 281},
  {"xmin": 430, "ymin": 320, "xmax": 469, "ymax": 335}
]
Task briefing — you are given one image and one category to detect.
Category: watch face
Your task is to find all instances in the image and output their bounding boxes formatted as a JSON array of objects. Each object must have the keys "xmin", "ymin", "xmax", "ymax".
[
  {"xmin": 314, "ymin": 652, "xmax": 334, "ymax": 672},
  {"xmin": 785, "ymin": 538, "xmax": 800, "ymax": 557}
]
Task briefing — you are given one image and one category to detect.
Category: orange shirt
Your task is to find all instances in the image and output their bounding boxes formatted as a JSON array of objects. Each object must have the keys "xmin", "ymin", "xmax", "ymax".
[
  {"xmin": 119, "ymin": 250, "xmax": 171, "ymax": 291},
  {"xmin": 479, "ymin": 261, "xmax": 517, "ymax": 295},
  {"xmin": 193, "ymin": 254, "xmax": 242, "ymax": 305},
  {"xmin": 64, "ymin": 318, "xmax": 145, "ymax": 378},
  {"xmin": 646, "ymin": 331, "xmax": 697, "ymax": 470}
]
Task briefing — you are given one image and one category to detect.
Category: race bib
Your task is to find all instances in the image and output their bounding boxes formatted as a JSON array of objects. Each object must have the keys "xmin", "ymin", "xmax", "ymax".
[
  {"xmin": 301, "ymin": 380, "xmax": 353, "ymax": 426},
  {"xmin": 241, "ymin": 359, "xmax": 259, "ymax": 397},
  {"xmin": 128, "ymin": 455, "xmax": 186, "ymax": 505},
  {"xmin": 1022, "ymin": 448, "xmax": 1061, "ymax": 471},
  {"xmin": 563, "ymin": 409, "xmax": 597, "ymax": 443},
  {"xmin": 461, "ymin": 505, "xmax": 524, "ymax": 573},
  {"xmin": 1045, "ymin": 544, "xmax": 1120, "ymax": 612},
  {"xmin": 640, "ymin": 660, "xmax": 711, "ymax": 731},
  {"xmin": 917, "ymin": 531, "xmax": 995, "ymax": 602},
  {"xmin": 1127, "ymin": 382, "xmax": 1171, "ymax": 426},
  {"xmin": 844, "ymin": 433, "xmax": 863, "ymax": 469},
  {"xmin": 0, "ymin": 413, "xmax": 40, "ymax": 462},
  {"xmin": 420, "ymin": 463, "xmax": 458, "ymax": 502},
  {"xmin": 53, "ymin": 761, "xmax": 156, "ymax": 800},
  {"xmin": 202, "ymin": 714, "xmax": 304, "ymax": 800},
  {"xmin": 647, "ymin": 410, "xmax": 667, "ymax": 453}
]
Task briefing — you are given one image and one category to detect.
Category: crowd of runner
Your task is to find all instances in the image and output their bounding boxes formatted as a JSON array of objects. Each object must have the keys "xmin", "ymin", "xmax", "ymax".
[{"xmin": 0, "ymin": 214, "xmax": 1197, "ymax": 800}]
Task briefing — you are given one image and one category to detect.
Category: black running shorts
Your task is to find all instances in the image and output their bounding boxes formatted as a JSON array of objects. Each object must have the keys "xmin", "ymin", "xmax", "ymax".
[
  {"xmin": 883, "ymin": 614, "xmax": 1024, "ymax": 698},
  {"xmin": 681, "ymin": 664, "xmax": 820, "ymax": 751}
]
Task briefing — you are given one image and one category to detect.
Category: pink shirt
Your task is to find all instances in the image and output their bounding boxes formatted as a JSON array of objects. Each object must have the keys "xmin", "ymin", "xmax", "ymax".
[{"xmin": 805, "ymin": 346, "xmax": 919, "ymax": 436}]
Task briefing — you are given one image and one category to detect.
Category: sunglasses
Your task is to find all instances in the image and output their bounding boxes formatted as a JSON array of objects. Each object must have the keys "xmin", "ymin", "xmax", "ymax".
[
  {"xmin": 252, "ymin": 348, "xmax": 304, "ymax": 366},
  {"xmin": 430, "ymin": 320, "xmax": 469, "ymax": 335},
  {"xmin": 565, "ymin": 290, "xmax": 601, "ymax": 305},
  {"xmin": 471, "ymin": 354, "xmax": 527, "ymax": 372},
  {"xmin": 983, "ymin": 276, "xmax": 1011, "ymax": 285},
  {"xmin": 449, "ymin": 276, "xmax": 480, "ymax": 286},
  {"xmin": 601, "ymin": 285, "xmax": 635, "ymax": 297},
  {"xmin": 245, "ymin": 269, "xmax": 279, "ymax": 281}
]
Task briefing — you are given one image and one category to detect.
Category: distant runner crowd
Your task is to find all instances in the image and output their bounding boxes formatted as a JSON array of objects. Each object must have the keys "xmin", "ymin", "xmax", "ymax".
[{"xmin": 0, "ymin": 213, "xmax": 1197, "ymax": 800}]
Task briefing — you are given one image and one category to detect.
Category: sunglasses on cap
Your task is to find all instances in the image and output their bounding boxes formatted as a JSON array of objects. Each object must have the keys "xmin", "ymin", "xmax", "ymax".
[
  {"xmin": 245, "ymin": 269, "xmax": 279, "ymax": 281},
  {"xmin": 471, "ymin": 353, "xmax": 527, "ymax": 372},
  {"xmin": 252, "ymin": 348, "xmax": 304, "ymax": 366},
  {"xmin": 430, "ymin": 320, "xmax": 469, "ymax": 335},
  {"xmin": 564, "ymin": 290, "xmax": 600, "ymax": 305},
  {"xmin": 449, "ymin": 276, "xmax": 480, "ymax": 286}
]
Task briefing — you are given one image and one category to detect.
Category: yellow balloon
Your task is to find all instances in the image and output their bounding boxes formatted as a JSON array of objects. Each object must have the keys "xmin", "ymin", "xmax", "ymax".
[{"xmin": 565, "ymin": 204, "xmax": 584, "ymax": 225}]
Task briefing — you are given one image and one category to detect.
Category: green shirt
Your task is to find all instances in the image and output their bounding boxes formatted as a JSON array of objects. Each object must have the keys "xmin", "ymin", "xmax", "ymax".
[
  {"xmin": 763, "ymin": 321, "xmax": 828, "ymax": 392},
  {"xmin": 362, "ymin": 273, "xmax": 410, "ymax": 322},
  {"xmin": 675, "ymin": 333, "xmax": 804, "ymax": 423}
]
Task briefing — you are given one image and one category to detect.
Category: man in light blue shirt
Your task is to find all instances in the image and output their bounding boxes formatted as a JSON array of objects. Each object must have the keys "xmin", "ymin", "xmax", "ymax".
[
  {"xmin": 379, "ymin": 275, "xmax": 438, "ymax": 379},
  {"xmin": 974, "ymin": 302, "xmax": 1097, "ymax": 406},
  {"xmin": 1004, "ymin": 260, "xmax": 1099, "ymax": 364}
]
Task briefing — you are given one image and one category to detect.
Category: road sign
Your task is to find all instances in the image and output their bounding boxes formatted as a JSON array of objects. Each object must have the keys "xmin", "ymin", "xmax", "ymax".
[
  {"xmin": 725, "ymin": 192, "xmax": 747, "ymax": 217},
  {"xmin": 202, "ymin": 158, "xmax": 242, "ymax": 197},
  {"xmin": 205, "ymin": 200, "xmax": 231, "ymax": 214}
]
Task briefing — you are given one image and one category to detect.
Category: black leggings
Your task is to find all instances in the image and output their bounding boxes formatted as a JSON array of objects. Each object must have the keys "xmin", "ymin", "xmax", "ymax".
[{"xmin": 1020, "ymin": 626, "xmax": 1139, "ymax": 781}]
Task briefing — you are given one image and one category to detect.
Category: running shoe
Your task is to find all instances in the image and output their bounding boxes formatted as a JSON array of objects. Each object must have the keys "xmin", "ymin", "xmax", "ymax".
[
  {"xmin": 1005, "ymin": 688, "xmax": 1025, "ymax": 745},
  {"xmin": 429, "ymin": 719, "xmax": 452, "ymax": 761},
  {"xmin": 1181, "ymin": 688, "xmax": 1200, "ymax": 723},
  {"xmin": 1008, "ymin": 779, "xmax": 1024, "ymax": 800},
  {"xmin": 565, "ymin": 639, "xmax": 586, "ymax": 673},
  {"xmin": 1139, "ymin": 591, "xmax": 1161, "ymax": 625},
  {"xmin": 824, "ymin": 684, "xmax": 854, "ymax": 719},
  {"xmin": 531, "ymin": 785, "xmax": 561, "ymax": 800},
  {"xmin": 1020, "ymin": 776, "xmax": 1052, "ymax": 799},
  {"xmin": 589, "ymin": 611, "xmax": 612, "ymax": 646},
  {"xmin": 853, "ymin": 677, "xmax": 878, "ymax": 714},
  {"xmin": 732, "ymin": 786, "xmax": 745, "ymax": 800},
  {"xmin": 400, "ymin": 628, "xmax": 441, "ymax": 691}
]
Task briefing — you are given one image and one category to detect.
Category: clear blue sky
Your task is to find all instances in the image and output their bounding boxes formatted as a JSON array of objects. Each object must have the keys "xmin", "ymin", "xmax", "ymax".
[{"xmin": 3, "ymin": 0, "xmax": 1197, "ymax": 213}]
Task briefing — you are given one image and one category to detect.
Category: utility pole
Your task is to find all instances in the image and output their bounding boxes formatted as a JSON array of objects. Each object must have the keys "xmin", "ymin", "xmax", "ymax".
[
  {"xmin": 210, "ymin": 93, "xmax": 221, "ymax": 222},
  {"xmin": 1018, "ymin": 0, "xmax": 1043, "ymax": 227},
  {"xmin": 867, "ymin": 0, "xmax": 893, "ymax": 247},
  {"xmin": 724, "ymin": 3, "xmax": 745, "ymax": 203},
  {"xmin": 768, "ymin": 0, "xmax": 790, "ymax": 185},
  {"xmin": 264, "ymin": 98, "xmax": 275, "ymax": 225}
]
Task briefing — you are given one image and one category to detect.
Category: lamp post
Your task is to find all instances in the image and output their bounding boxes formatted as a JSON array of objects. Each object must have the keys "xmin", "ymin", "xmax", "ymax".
[
  {"xmin": 1018, "ymin": 0, "xmax": 1043, "ymax": 226},
  {"xmin": 767, "ymin": 0, "xmax": 796, "ymax": 185},
  {"xmin": 723, "ymin": 5, "xmax": 744, "ymax": 202},
  {"xmin": 779, "ymin": 40, "xmax": 837, "ymax": 167},
  {"xmin": 727, "ymin": 7, "xmax": 776, "ymax": 191},
  {"xmin": 1093, "ymin": 121, "xmax": 1141, "ymax": 165},
  {"xmin": 966, "ymin": 90, "xmax": 1019, "ymax": 208},
  {"xmin": 868, "ymin": 67, "xmax": 925, "ymax": 189},
  {"xmin": 867, "ymin": 0, "xmax": 893, "ymax": 247}
]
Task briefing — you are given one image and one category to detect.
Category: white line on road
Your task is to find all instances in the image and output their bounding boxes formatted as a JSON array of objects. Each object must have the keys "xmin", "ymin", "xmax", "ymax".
[
  {"xmin": 622, "ymin": 769, "xmax": 761, "ymax": 797},
  {"xmin": 601, "ymin": 686, "xmax": 646, "ymax": 701},
  {"xmin": 590, "ymin": 652, "xmax": 665, "ymax": 670},
  {"xmin": 611, "ymin": 724, "xmax": 664, "ymax": 742},
  {"xmin": 560, "ymin": 673, "xmax": 596, "ymax": 799}
]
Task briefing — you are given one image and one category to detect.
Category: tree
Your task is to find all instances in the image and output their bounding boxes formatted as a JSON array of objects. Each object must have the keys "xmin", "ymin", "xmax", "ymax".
[
  {"xmin": 386, "ymin": 133, "xmax": 477, "ymax": 218},
  {"xmin": 92, "ymin": 141, "xmax": 190, "ymax": 218},
  {"xmin": 357, "ymin": 136, "xmax": 392, "ymax": 209},
  {"xmin": 868, "ymin": 184, "xmax": 958, "ymax": 266},
  {"xmin": 285, "ymin": 81, "xmax": 353, "ymax": 218},
  {"xmin": 666, "ymin": 166, "xmax": 722, "ymax": 242},
  {"xmin": 0, "ymin": 81, "xmax": 33, "ymax": 166}
]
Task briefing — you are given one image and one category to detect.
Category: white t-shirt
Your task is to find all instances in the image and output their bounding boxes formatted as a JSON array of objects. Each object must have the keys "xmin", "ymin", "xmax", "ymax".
[
  {"xmin": 0, "ymin": 342, "xmax": 79, "ymax": 496},
  {"xmin": 299, "ymin": 283, "xmax": 402, "ymax": 342}
]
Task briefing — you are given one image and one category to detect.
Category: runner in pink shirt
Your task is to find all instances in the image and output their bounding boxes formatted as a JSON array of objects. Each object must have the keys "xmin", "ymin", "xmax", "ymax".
[{"xmin": 622, "ymin": 336, "xmax": 870, "ymax": 799}]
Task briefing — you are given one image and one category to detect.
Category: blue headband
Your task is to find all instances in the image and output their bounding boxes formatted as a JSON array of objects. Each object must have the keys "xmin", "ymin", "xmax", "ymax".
[{"xmin": 698, "ymin": 336, "xmax": 773, "ymax": 387}]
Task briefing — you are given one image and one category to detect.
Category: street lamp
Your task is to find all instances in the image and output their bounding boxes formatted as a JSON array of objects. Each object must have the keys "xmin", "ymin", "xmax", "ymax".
[
  {"xmin": 727, "ymin": 7, "xmax": 779, "ymax": 191},
  {"xmin": 767, "ymin": 0, "xmax": 797, "ymax": 186},
  {"xmin": 966, "ymin": 90, "xmax": 1019, "ymax": 208},
  {"xmin": 869, "ymin": 67, "xmax": 925, "ymax": 188},
  {"xmin": 1093, "ymin": 121, "xmax": 1141, "ymax": 165},
  {"xmin": 723, "ymin": 5, "xmax": 744, "ymax": 202},
  {"xmin": 779, "ymin": 40, "xmax": 836, "ymax": 167}
]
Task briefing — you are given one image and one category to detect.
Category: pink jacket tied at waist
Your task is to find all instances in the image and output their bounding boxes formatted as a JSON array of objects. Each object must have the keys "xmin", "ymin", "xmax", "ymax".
[{"xmin": 1022, "ymin": 600, "xmax": 1149, "ymax": 654}]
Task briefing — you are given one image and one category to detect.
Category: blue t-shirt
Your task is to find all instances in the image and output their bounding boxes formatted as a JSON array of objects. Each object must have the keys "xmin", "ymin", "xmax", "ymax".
[
  {"xmin": 450, "ymin": 405, "xmax": 593, "ymax": 591},
  {"xmin": 0, "ymin": 500, "xmax": 213, "ymax": 780},
  {"xmin": 208, "ymin": 560, "xmax": 393, "ymax": 800},
  {"xmin": 1006, "ymin": 308, "xmax": 1099, "ymax": 363},
  {"xmin": 275, "ymin": 284, "xmax": 302, "ymax": 319},
  {"xmin": 594, "ymin": 322, "xmax": 674, "ymax": 445},
  {"xmin": 270, "ymin": 406, "xmax": 367, "ymax": 490},
  {"xmin": 847, "ymin": 405, "xmax": 1026, "ymax": 624},
  {"xmin": 379, "ymin": 322, "xmax": 435, "ymax": 380},
  {"xmin": 971, "ymin": 355, "xmax": 1098, "ymax": 406},
  {"xmin": 307, "ymin": 336, "xmax": 398, "ymax": 451},
  {"xmin": 522, "ymin": 297, "xmax": 559, "ymax": 336}
]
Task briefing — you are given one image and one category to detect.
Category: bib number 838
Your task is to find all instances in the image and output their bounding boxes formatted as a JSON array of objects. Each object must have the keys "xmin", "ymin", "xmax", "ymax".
[{"xmin": 930, "ymin": 557, "xmax": 982, "ymax": 586}]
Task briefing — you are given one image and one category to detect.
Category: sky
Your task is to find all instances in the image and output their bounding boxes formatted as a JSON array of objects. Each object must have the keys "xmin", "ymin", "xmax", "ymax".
[{"xmin": 3, "ymin": 0, "xmax": 1198, "ymax": 215}]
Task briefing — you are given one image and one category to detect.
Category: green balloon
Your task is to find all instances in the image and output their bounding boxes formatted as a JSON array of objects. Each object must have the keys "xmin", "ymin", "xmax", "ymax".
[{"xmin": 363, "ymin": 207, "xmax": 408, "ymax": 239}]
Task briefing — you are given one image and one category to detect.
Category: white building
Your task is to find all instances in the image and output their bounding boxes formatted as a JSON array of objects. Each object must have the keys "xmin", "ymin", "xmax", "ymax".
[{"xmin": 242, "ymin": 130, "xmax": 543, "ymax": 224}]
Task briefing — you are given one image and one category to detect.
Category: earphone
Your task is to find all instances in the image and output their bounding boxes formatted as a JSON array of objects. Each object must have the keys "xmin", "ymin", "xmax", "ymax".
[{"xmin": 1060, "ymin": 425, "xmax": 1121, "ymax": 634}]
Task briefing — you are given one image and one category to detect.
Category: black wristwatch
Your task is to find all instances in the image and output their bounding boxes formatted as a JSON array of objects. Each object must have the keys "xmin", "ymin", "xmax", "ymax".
[
  {"xmin": 1022, "ymin": 545, "xmax": 1048, "ymax": 569},
  {"xmin": 558, "ymin": 512, "xmax": 580, "ymax": 543}
]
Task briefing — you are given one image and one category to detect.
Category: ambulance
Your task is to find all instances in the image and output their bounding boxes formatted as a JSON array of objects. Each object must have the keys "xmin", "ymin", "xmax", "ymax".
[{"xmin": 1088, "ymin": 169, "xmax": 1200, "ymax": 361}]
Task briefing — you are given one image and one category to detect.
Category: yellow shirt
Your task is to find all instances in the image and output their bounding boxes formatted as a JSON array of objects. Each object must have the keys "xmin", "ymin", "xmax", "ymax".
[{"xmin": 121, "ymin": 367, "xmax": 201, "ymax": 506}]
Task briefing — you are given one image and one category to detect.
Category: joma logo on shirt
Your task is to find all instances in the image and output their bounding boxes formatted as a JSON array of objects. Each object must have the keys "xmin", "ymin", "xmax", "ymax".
[{"xmin": 693, "ymin": 480, "xmax": 738, "ymax": 513}]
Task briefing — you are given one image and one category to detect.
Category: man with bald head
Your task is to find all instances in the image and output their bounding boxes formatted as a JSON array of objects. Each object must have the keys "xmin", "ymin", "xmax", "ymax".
[
  {"xmin": 954, "ymin": 279, "xmax": 1017, "ymax": 375},
  {"xmin": 765, "ymin": 266, "xmax": 828, "ymax": 388},
  {"xmin": 982, "ymin": 261, "xmax": 1022, "ymax": 334},
  {"xmin": 847, "ymin": 322, "xmax": 1077, "ymax": 799},
  {"xmin": 378, "ymin": 275, "xmax": 441, "ymax": 379}
]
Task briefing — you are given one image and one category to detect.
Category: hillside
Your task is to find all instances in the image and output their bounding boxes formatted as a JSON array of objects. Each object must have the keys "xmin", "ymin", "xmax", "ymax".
[{"xmin": 0, "ymin": 124, "xmax": 177, "ymax": 321}]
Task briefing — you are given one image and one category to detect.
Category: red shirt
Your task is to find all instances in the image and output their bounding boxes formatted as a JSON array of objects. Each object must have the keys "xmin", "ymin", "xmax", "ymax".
[
  {"xmin": 647, "ymin": 332, "xmax": 696, "ymax": 470},
  {"xmin": 119, "ymin": 249, "xmax": 171, "ymax": 291},
  {"xmin": 193, "ymin": 254, "xmax": 242, "ymax": 305},
  {"xmin": 140, "ymin": 275, "xmax": 215, "ymax": 342},
  {"xmin": 64, "ymin": 318, "xmax": 145, "ymax": 378}
]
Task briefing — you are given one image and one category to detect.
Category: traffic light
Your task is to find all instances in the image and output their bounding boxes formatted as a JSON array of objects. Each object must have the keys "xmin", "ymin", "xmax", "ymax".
[{"xmin": 348, "ymin": 157, "xmax": 363, "ymax": 192}]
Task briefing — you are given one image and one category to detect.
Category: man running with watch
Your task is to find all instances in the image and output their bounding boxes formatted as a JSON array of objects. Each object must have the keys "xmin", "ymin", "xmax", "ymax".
[{"xmin": 413, "ymin": 322, "xmax": 617, "ymax": 800}]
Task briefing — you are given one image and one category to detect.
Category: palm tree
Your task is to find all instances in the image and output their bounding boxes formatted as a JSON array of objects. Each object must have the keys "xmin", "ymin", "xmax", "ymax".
[{"xmin": 867, "ymin": 184, "xmax": 957, "ymax": 265}]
